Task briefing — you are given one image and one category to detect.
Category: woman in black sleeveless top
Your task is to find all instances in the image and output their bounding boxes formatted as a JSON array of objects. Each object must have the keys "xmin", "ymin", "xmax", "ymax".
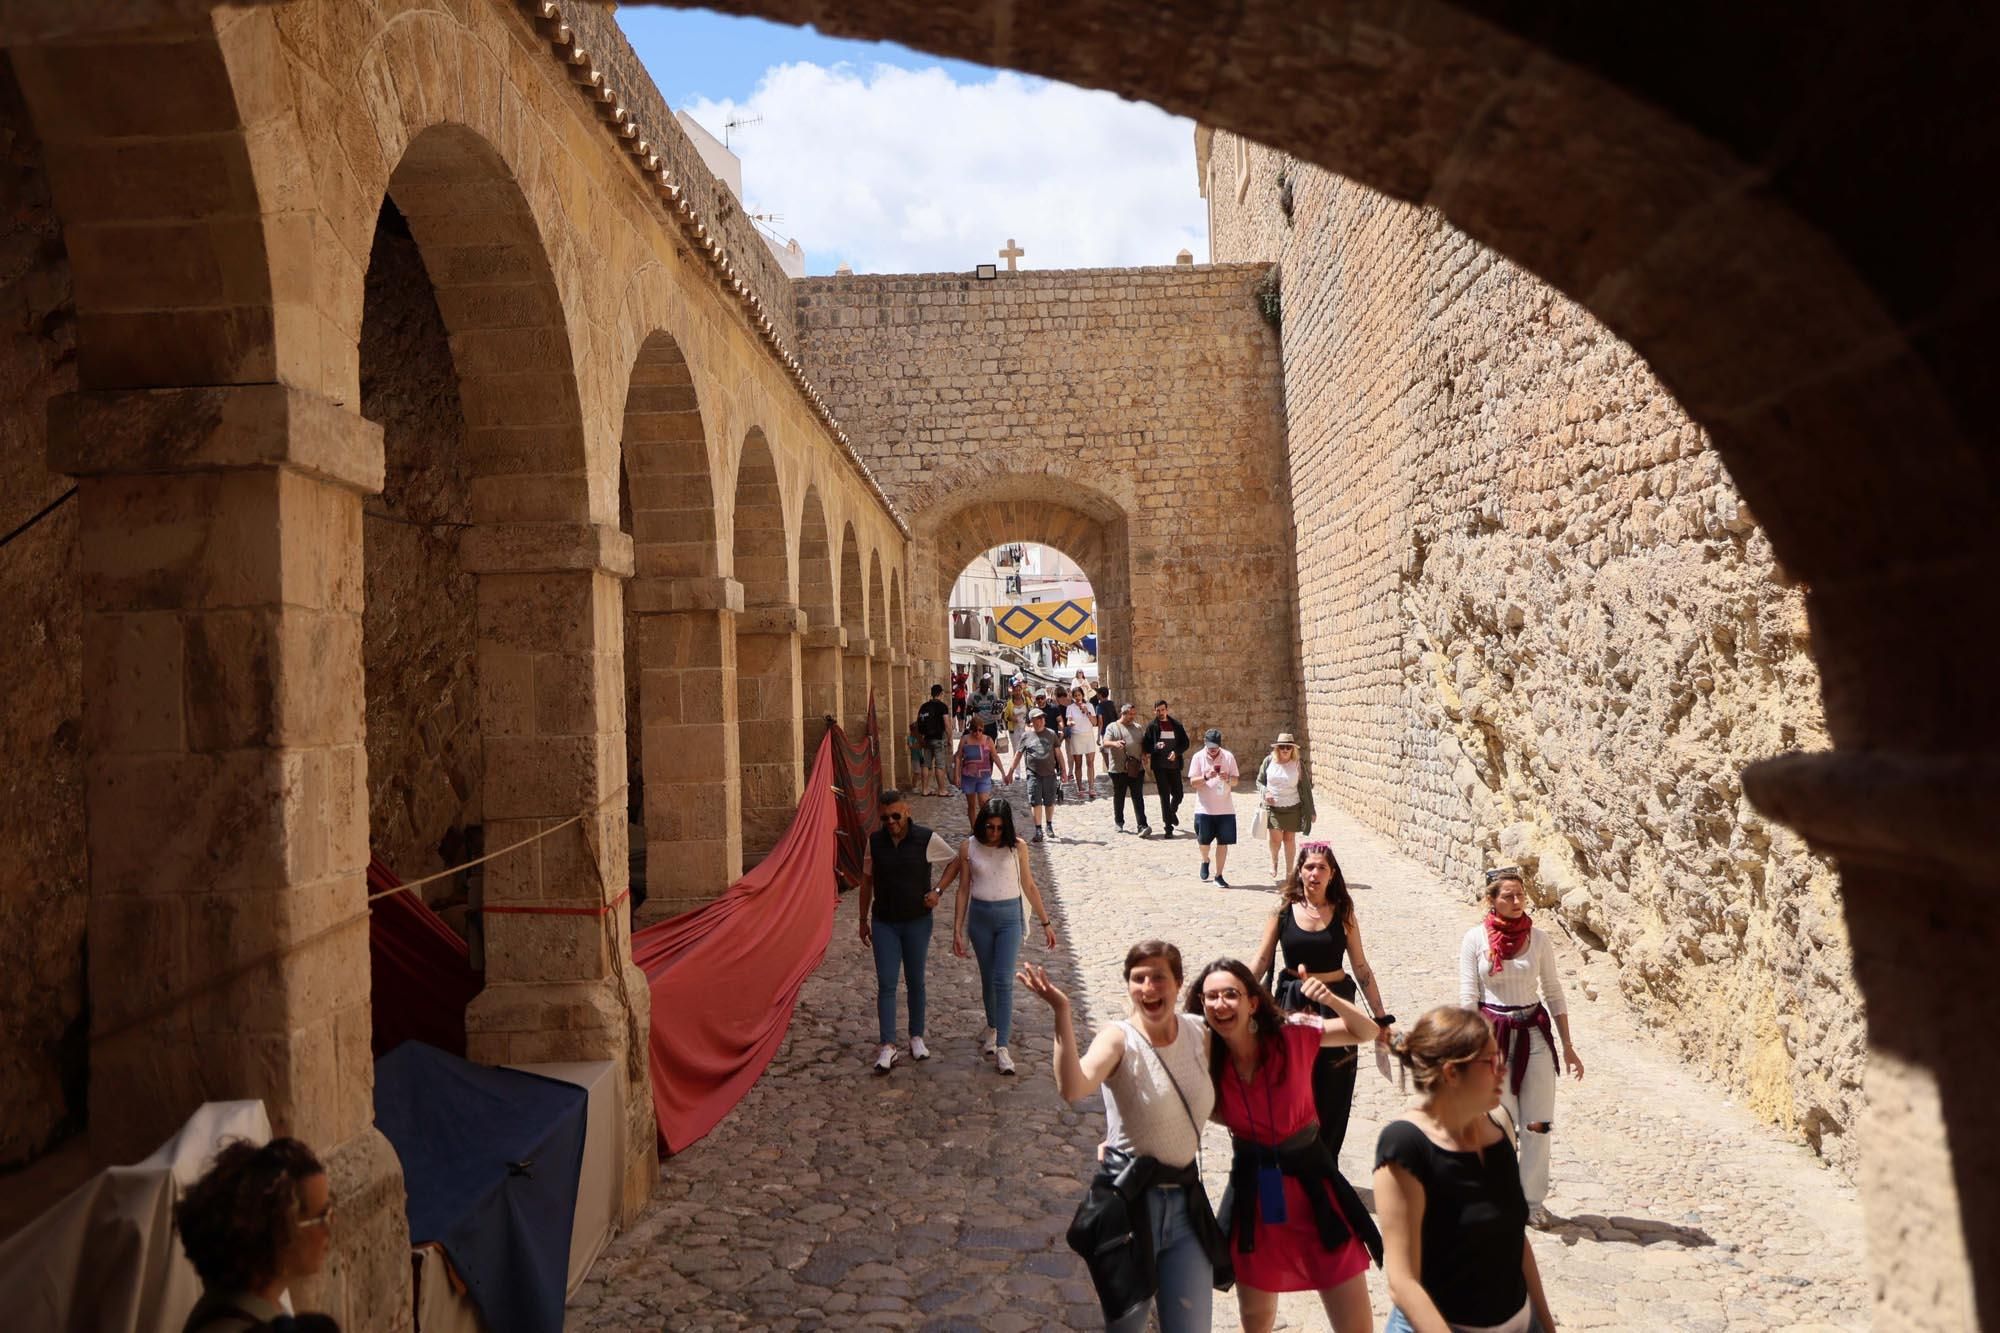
[{"xmin": 1251, "ymin": 842, "xmax": 1393, "ymax": 1162}]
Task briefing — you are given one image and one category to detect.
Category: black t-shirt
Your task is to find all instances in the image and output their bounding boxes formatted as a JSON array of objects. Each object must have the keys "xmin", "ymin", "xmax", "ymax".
[
  {"xmin": 916, "ymin": 699, "xmax": 948, "ymax": 740},
  {"xmin": 1043, "ymin": 702, "xmax": 1066, "ymax": 732},
  {"xmin": 1373, "ymin": 1120, "xmax": 1530, "ymax": 1326},
  {"xmin": 1093, "ymin": 697, "xmax": 1117, "ymax": 727}
]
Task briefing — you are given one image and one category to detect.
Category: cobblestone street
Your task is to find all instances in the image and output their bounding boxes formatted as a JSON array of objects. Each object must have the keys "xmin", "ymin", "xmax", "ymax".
[{"xmin": 569, "ymin": 778, "xmax": 1869, "ymax": 1332}]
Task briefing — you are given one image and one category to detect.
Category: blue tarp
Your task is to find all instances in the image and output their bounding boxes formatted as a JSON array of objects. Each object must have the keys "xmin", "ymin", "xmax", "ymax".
[{"xmin": 374, "ymin": 1042, "xmax": 587, "ymax": 1333}]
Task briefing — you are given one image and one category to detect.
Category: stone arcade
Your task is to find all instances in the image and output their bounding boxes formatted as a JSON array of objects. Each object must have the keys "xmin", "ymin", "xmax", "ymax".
[{"xmin": 0, "ymin": 1, "xmax": 1992, "ymax": 1329}]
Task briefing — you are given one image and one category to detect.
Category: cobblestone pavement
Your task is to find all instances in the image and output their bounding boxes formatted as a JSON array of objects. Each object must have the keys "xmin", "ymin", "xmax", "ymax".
[{"xmin": 569, "ymin": 776, "xmax": 1868, "ymax": 1331}]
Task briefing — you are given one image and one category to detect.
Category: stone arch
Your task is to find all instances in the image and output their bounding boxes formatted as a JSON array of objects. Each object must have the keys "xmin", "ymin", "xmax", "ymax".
[
  {"xmin": 618, "ymin": 329, "xmax": 736, "ymax": 919},
  {"xmin": 838, "ymin": 522, "xmax": 870, "ymax": 732},
  {"xmin": 731, "ymin": 428, "xmax": 802, "ymax": 861},
  {"xmin": 720, "ymin": 3, "xmax": 1995, "ymax": 1317},
  {"xmin": 914, "ymin": 475, "xmax": 1134, "ymax": 717},
  {"xmin": 796, "ymin": 485, "xmax": 841, "ymax": 762}
]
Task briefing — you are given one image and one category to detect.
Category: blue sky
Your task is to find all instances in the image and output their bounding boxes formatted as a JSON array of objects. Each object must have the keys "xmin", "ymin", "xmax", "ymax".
[{"xmin": 616, "ymin": 9, "xmax": 1208, "ymax": 276}]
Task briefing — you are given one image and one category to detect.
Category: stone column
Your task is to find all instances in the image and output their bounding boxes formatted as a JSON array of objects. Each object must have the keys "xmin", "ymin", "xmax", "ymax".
[
  {"xmin": 629, "ymin": 576, "xmax": 742, "ymax": 922},
  {"xmin": 735, "ymin": 604, "xmax": 805, "ymax": 863},
  {"xmin": 873, "ymin": 641, "xmax": 897, "ymax": 783},
  {"xmin": 887, "ymin": 656, "xmax": 911, "ymax": 787},
  {"xmin": 50, "ymin": 385, "xmax": 411, "ymax": 1332},
  {"xmin": 458, "ymin": 521, "xmax": 658, "ymax": 1222},
  {"xmin": 842, "ymin": 637, "xmax": 875, "ymax": 737},
  {"xmin": 801, "ymin": 624, "xmax": 845, "ymax": 763}
]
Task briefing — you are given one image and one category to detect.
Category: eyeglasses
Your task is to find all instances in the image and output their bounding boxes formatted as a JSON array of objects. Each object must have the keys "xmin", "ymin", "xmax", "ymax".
[
  {"xmin": 1202, "ymin": 987, "xmax": 1248, "ymax": 1002},
  {"xmin": 882, "ymin": 813, "xmax": 907, "ymax": 824},
  {"xmin": 298, "ymin": 1202, "xmax": 335, "ymax": 1230},
  {"xmin": 1484, "ymin": 865, "xmax": 1523, "ymax": 883}
]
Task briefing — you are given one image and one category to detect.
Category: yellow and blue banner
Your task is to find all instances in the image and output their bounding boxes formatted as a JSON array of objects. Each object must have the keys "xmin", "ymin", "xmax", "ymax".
[{"xmin": 993, "ymin": 597, "xmax": 1095, "ymax": 648}]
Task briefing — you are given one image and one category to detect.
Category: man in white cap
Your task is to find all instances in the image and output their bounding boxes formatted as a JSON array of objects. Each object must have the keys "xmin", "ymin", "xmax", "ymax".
[{"xmin": 1185, "ymin": 727, "xmax": 1240, "ymax": 886}]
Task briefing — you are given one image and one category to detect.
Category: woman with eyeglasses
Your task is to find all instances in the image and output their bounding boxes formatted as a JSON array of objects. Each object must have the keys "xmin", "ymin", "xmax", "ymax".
[
  {"xmin": 943, "ymin": 799, "xmax": 1057, "ymax": 1075},
  {"xmin": 1374, "ymin": 1007, "xmax": 1557, "ymax": 1333},
  {"xmin": 1459, "ymin": 867, "xmax": 1584, "ymax": 1228},
  {"xmin": 1250, "ymin": 842, "xmax": 1393, "ymax": 1165},
  {"xmin": 1189, "ymin": 958, "xmax": 1381, "ymax": 1333},
  {"xmin": 174, "ymin": 1137, "xmax": 340, "ymax": 1332}
]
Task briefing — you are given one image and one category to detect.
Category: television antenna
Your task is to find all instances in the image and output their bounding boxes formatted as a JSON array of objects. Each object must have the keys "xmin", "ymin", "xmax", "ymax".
[{"xmin": 724, "ymin": 114, "xmax": 762, "ymax": 149}]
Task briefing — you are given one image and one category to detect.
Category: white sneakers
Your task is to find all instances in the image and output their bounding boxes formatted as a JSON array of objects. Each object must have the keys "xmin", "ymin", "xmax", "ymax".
[
  {"xmin": 980, "ymin": 1027, "xmax": 998, "ymax": 1056},
  {"xmin": 995, "ymin": 1047, "xmax": 1016, "ymax": 1075},
  {"xmin": 910, "ymin": 1035, "xmax": 931, "ymax": 1061},
  {"xmin": 877, "ymin": 1034, "xmax": 1004, "ymax": 1071},
  {"xmin": 874, "ymin": 1043, "xmax": 899, "ymax": 1075}
]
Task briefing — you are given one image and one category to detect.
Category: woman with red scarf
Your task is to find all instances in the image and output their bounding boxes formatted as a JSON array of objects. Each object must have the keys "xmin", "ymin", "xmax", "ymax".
[{"xmin": 1457, "ymin": 867, "xmax": 1584, "ymax": 1228}]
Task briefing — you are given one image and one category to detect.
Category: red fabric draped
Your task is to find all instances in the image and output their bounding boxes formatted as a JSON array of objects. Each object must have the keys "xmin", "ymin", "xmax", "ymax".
[
  {"xmin": 634, "ymin": 731, "xmax": 844, "ymax": 1152},
  {"xmin": 367, "ymin": 857, "xmax": 481, "ymax": 1058},
  {"xmin": 832, "ymin": 693, "xmax": 883, "ymax": 888}
]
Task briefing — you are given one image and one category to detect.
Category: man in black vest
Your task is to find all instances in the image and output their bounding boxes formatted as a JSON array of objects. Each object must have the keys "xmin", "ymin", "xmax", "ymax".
[{"xmin": 858, "ymin": 790, "xmax": 956, "ymax": 1073}]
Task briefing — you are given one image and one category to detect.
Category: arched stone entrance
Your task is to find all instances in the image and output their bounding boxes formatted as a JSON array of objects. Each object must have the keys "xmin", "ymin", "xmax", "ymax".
[
  {"xmin": 731, "ymin": 429, "xmax": 802, "ymax": 863},
  {"xmin": 838, "ymin": 523, "xmax": 871, "ymax": 731},
  {"xmin": 797, "ymin": 485, "xmax": 842, "ymax": 759}
]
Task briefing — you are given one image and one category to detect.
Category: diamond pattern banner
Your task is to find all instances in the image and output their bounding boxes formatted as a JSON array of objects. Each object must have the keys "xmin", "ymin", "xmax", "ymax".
[{"xmin": 992, "ymin": 597, "xmax": 1095, "ymax": 648}]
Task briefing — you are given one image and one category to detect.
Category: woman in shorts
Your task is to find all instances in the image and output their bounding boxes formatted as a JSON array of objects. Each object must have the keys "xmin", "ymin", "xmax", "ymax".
[
  {"xmin": 1065, "ymin": 689, "xmax": 1100, "ymax": 798},
  {"xmin": 954, "ymin": 717, "xmax": 998, "ymax": 825}
]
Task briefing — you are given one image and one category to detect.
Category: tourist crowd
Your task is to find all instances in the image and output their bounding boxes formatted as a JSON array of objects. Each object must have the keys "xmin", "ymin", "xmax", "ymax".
[{"xmin": 858, "ymin": 673, "xmax": 1587, "ymax": 1331}]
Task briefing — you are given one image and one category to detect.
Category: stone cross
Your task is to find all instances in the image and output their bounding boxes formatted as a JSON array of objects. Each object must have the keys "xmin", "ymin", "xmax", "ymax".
[{"xmin": 998, "ymin": 238, "xmax": 1024, "ymax": 271}]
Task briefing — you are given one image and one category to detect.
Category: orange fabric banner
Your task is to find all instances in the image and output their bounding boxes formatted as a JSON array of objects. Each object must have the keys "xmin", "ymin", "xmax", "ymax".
[{"xmin": 634, "ymin": 732, "xmax": 841, "ymax": 1152}]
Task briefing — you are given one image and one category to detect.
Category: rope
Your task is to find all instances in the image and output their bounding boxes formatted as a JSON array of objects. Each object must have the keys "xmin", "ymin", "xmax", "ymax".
[
  {"xmin": 363, "ymin": 783, "xmax": 627, "ymax": 903},
  {"xmin": 0, "ymin": 486, "xmax": 76, "ymax": 550}
]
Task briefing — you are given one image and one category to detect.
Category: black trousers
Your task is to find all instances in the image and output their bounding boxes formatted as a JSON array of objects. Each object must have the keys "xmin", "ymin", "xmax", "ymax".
[
  {"xmin": 1314, "ymin": 976, "xmax": 1362, "ymax": 1162},
  {"xmin": 1110, "ymin": 772, "xmax": 1150, "ymax": 828},
  {"xmin": 1152, "ymin": 769, "xmax": 1184, "ymax": 828}
]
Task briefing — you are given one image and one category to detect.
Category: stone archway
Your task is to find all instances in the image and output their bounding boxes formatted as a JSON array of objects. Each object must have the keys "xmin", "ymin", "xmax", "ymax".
[
  {"xmin": 838, "ymin": 523, "xmax": 870, "ymax": 732},
  {"xmin": 731, "ymin": 429, "xmax": 802, "ymax": 863},
  {"xmin": 797, "ymin": 485, "xmax": 842, "ymax": 760},
  {"xmin": 619, "ymin": 329, "xmax": 735, "ymax": 919}
]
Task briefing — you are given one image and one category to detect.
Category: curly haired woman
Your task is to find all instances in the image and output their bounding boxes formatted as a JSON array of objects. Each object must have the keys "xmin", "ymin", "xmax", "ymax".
[{"xmin": 174, "ymin": 1137, "xmax": 339, "ymax": 1332}]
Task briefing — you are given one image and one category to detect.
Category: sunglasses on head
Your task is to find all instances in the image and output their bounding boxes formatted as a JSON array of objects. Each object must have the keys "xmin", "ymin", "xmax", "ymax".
[{"xmin": 1484, "ymin": 865, "xmax": 1523, "ymax": 883}]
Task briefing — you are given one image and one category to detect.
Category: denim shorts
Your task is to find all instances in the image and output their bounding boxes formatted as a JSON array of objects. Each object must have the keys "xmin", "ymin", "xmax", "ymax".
[{"xmin": 960, "ymin": 774, "xmax": 994, "ymax": 794}]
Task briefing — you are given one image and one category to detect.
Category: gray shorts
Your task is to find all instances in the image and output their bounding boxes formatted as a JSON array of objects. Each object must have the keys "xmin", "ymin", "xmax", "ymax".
[
  {"xmin": 1029, "ymin": 773, "xmax": 1062, "ymax": 807},
  {"xmin": 917, "ymin": 738, "xmax": 948, "ymax": 768}
]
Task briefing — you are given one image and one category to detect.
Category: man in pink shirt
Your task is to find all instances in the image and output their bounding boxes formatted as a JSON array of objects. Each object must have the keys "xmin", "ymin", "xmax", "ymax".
[{"xmin": 1186, "ymin": 728, "xmax": 1241, "ymax": 887}]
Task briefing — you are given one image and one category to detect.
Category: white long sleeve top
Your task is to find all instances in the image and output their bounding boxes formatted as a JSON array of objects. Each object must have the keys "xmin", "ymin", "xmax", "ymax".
[{"xmin": 1459, "ymin": 923, "xmax": 1568, "ymax": 1017}]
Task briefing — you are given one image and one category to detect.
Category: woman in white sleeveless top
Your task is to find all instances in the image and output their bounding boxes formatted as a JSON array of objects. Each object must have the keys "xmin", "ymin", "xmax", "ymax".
[
  {"xmin": 1020, "ymin": 941, "xmax": 1224, "ymax": 1332},
  {"xmin": 942, "ymin": 799, "xmax": 1057, "ymax": 1075}
]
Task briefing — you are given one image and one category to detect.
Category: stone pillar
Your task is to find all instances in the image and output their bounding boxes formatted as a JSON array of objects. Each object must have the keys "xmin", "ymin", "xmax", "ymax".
[
  {"xmin": 735, "ymin": 604, "xmax": 805, "ymax": 863},
  {"xmin": 630, "ymin": 576, "xmax": 743, "ymax": 923},
  {"xmin": 887, "ymin": 656, "xmax": 911, "ymax": 787},
  {"xmin": 873, "ymin": 641, "xmax": 897, "ymax": 783},
  {"xmin": 801, "ymin": 624, "xmax": 845, "ymax": 763},
  {"xmin": 842, "ymin": 637, "xmax": 875, "ymax": 737},
  {"xmin": 50, "ymin": 385, "xmax": 411, "ymax": 1332},
  {"xmin": 458, "ymin": 521, "xmax": 657, "ymax": 1222}
]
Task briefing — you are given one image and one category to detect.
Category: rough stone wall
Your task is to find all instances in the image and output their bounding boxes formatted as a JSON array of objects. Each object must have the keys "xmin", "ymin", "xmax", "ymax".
[
  {"xmin": 358, "ymin": 205, "xmax": 481, "ymax": 900},
  {"xmin": 795, "ymin": 266, "xmax": 1296, "ymax": 751},
  {"xmin": 1206, "ymin": 132, "xmax": 1862, "ymax": 1165},
  {"xmin": 0, "ymin": 54, "xmax": 83, "ymax": 1169}
]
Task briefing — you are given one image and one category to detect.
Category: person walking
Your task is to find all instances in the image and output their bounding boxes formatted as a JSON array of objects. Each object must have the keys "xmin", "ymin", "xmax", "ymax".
[
  {"xmin": 1374, "ymin": 1007, "xmax": 1558, "ymax": 1332},
  {"xmin": 1254, "ymin": 734, "xmax": 1315, "ymax": 881},
  {"xmin": 971, "ymin": 675, "xmax": 1005, "ymax": 742},
  {"xmin": 1018, "ymin": 942, "xmax": 1226, "ymax": 1333},
  {"xmin": 1007, "ymin": 682, "xmax": 1033, "ymax": 752},
  {"xmin": 1005, "ymin": 710, "xmax": 1068, "ymax": 842},
  {"xmin": 915, "ymin": 684, "xmax": 951, "ymax": 797},
  {"xmin": 1459, "ymin": 867, "xmax": 1584, "ymax": 1227},
  {"xmin": 1066, "ymin": 688, "xmax": 1101, "ymax": 798},
  {"xmin": 1141, "ymin": 700, "xmax": 1191, "ymax": 836},
  {"xmin": 1100, "ymin": 701, "xmax": 1153, "ymax": 835},
  {"xmin": 1251, "ymin": 842, "xmax": 1394, "ymax": 1164},
  {"xmin": 953, "ymin": 717, "xmax": 998, "ymax": 826},
  {"xmin": 1187, "ymin": 729, "xmax": 1241, "ymax": 886},
  {"xmin": 1190, "ymin": 959, "xmax": 1382, "ymax": 1333},
  {"xmin": 854, "ymin": 790, "xmax": 956, "ymax": 1073},
  {"xmin": 175, "ymin": 1138, "xmax": 339, "ymax": 1333},
  {"xmin": 945, "ymin": 799, "xmax": 1058, "ymax": 1075}
]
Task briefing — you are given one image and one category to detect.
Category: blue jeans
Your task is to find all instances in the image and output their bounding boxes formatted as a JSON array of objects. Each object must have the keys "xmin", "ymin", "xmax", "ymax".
[
  {"xmin": 965, "ymin": 897, "xmax": 1024, "ymax": 1045},
  {"xmin": 1106, "ymin": 1185, "xmax": 1212, "ymax": 1333},
  {"xmin": 872, "ymin": 914, "xmax": 933, "ymax": 1044},
  {"xmin": 1385, "ymin": 1304, "xmax": 1545, "ymax": 1333}
]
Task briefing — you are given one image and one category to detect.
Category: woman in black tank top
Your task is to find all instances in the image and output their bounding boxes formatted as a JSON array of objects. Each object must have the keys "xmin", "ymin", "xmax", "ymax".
[{"xmin": 1252, "ymin": 843, "xmax": 1394, "ymax": 1163}]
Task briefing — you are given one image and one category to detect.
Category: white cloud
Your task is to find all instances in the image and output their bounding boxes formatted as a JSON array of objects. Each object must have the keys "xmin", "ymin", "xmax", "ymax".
[{"xmin": 682, "ymin": 64, "xmax": 1206, "ymax": 275}]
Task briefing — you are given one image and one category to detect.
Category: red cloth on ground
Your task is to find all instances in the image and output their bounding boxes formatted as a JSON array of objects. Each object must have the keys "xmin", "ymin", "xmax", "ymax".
[
  {"xmin": 635, "ymin": 733, "xmax": 842, "ymax": 1153},
  {"xmin": 367, "ymin": 857, "xmax": 481, "ymax": 1058},
  {"xmin": 1215, "ymin": 1024, "xmax": 1371, "ymax": 1293}
]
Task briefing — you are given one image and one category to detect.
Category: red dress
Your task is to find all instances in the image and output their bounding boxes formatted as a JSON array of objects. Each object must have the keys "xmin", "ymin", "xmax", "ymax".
[{"xmin": 1214, "ymin": 1024, "xmax": 1372, "ymax": 1292}]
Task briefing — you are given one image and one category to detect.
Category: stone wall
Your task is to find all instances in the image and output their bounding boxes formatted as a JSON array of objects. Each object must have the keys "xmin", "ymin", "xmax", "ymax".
[
  {"xmin": 0, "ymin": 54, "xmax": 83, "ymax": 1169},
  {"xmin": 359, "ymin": 204, "xmax": 481, "ymax": 903},
  {"xmin": 1204, "ymin": 131, "xmax": 1863, "ymax": 1165},
  {"xmin": 795, "ymin": 265, "xmax": 1297, "ymax": 752}
]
